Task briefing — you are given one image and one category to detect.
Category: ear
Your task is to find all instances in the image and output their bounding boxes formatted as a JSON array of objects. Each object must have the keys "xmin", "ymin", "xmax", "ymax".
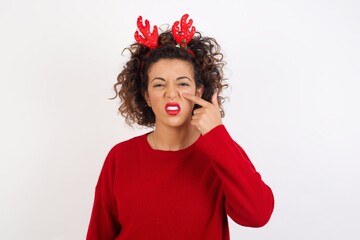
[
  {"xmin": 144, "ymin": 92, "xmax": 151, "ymax": 106},
  {"xmin": 195, "ymin": 85, "xmax": 204, "ymax": 98}
]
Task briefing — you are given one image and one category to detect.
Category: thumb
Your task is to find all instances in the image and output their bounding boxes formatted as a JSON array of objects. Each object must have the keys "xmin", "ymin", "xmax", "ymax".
[{"xmin": 211, "ymin": 90, "xmax": 219, "ymax": 107}]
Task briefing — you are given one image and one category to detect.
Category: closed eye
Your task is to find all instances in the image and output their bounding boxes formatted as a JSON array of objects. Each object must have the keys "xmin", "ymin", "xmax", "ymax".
[
  {"xmin": 178, "ymin": 82, "xmax": 190, "ymax": 87},
  {"xmin": 153, "ymin": 83, "xmax": 165, "ymax": 88}
]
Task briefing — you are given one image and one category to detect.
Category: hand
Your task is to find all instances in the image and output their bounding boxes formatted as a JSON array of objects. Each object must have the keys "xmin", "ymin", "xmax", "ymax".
[{"xmin": 182, "ymin": 91, "xmax": 222, "ymax": 135}]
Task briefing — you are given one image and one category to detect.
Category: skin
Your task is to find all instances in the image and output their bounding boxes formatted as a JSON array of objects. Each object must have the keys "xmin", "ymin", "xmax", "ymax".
[{"xmin": 144, "ymin": 58, "xmax": 222, "ymax": 150}]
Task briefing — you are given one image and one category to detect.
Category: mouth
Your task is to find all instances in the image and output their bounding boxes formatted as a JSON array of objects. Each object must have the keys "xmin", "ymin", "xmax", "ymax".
[{"xmin": 165, "ymin": 103, "xmax": 181, "ymax": 115}]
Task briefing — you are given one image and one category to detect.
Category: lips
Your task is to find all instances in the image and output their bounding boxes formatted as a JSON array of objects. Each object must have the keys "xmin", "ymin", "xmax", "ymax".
[{"xmin": 165, "ymin": 103, "xmax": 181, "ymax": 115}]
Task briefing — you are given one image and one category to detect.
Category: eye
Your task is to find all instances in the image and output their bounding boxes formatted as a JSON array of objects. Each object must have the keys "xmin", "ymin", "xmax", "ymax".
[
  {"xmin": 178, "ymin": 82, "xmax": 190, "ymax": 87},
  {"xmin": 153, "ymin": 83, "xmax": 164, "ymax": 88}
]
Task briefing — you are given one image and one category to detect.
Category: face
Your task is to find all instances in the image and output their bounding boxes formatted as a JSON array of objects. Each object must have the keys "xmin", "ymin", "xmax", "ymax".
[{"xmin": 144, "ymin": 58, "xmax": 203, "ymax": 129}]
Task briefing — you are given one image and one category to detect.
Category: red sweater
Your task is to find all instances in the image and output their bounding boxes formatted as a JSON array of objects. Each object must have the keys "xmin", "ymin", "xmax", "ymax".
[{"xmin": 87, "ymin": 125, "xmax": 274, "ymax": 239}]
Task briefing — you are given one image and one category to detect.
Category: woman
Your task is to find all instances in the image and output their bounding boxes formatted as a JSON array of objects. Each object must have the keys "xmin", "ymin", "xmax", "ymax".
[{"xmin": 87, "ymin": 14, "xmax": 274, "ymax": 240}]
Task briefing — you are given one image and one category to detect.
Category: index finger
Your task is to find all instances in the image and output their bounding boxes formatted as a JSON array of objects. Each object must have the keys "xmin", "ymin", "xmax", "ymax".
[{"xmin": 182, "ymin": 93, "xmax": 211, "ymax": 107}]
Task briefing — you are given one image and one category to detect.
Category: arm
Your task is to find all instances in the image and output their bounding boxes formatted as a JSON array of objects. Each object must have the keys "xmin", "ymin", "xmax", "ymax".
[
  {"xmin": 197, "ymin": 125, "xmax": 274, "ymax": 227},
  {"xmin": 87, "ymin": 146, "xmax": 121, "ymax": 239}
]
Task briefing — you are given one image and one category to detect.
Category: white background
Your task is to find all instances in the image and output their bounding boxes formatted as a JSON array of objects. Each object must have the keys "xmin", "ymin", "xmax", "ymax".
[{"xmin": 1, "ymin": 0, "xmax": 359, "ymax": 239}]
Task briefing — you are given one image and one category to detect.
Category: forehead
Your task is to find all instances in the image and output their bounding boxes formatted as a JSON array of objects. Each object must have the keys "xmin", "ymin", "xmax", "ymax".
[{"xmin": 148, "ymin": 58, "xmax": 194, "ymax": 77}]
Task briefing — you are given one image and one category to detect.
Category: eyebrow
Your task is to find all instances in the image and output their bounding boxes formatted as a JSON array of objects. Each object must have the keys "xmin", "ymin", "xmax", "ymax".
[
  {"xmin": 176, "ymin": 76, "xmax": 191, "ymax": 81},
  {"xmin": 151, "ymin": 77, "xmax": 165, "ymax": 82},
  {"xmin": 151, "ymin": 76, "xmax": 191, "ymax": 82}
]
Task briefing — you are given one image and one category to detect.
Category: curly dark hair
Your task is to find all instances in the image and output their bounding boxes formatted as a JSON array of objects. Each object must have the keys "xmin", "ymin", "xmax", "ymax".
[{"xmin": 113, "ymin": 30, "xmax": 227, "ymax": 127}]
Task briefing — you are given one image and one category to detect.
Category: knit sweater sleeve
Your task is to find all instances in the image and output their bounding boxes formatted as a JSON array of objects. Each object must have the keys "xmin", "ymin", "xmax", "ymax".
[
  {"xmin": 196, "ymin": 125, "xmax": 274, "ymax": 227},
  {"xmin": 86, "ymin": 145, "xmax": 121, "ymax": 239}
]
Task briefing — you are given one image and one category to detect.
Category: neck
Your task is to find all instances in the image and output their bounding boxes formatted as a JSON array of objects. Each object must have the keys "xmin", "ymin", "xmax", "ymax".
[{"xmin": 151, "ymin": 124, "xmax": 199, "ymax": 151}]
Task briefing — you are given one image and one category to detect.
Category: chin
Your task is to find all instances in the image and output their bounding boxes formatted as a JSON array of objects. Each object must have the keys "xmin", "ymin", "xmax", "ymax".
[{"xmin": 161, "ymin": 117, "xmax": 191, "ymax": 128}]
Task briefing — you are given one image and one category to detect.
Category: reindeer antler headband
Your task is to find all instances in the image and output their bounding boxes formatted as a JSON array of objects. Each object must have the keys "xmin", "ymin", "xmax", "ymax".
[{"xmin": 134, "ymin": 14, "xmax": 196, "ymax": 51}]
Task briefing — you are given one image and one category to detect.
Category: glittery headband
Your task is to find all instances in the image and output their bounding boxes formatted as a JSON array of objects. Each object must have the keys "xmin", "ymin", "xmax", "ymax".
[{"xmin": 134, "ymin": 14, "xmax": 196, "ymax": 54}]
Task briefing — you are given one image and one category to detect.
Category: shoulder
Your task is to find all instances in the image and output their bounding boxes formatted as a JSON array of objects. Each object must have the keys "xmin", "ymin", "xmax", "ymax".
[
  {"xmin": 99, "ymin": 132, "xmax": 148, "ymax": 173},
  {"xmin": 107, "ymin": 132, "xmax": 148, "ymax": 157}
]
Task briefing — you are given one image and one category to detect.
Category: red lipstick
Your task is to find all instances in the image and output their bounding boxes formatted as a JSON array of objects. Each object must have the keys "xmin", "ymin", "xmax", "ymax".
[{"xmin": 165, "ymin": 103, "xmax": 181, "ymax": 115}]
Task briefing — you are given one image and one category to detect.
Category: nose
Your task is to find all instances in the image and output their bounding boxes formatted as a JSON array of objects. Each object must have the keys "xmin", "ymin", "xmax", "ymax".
[{"xmin": 165, "ymin": 84, "xmax": 180, "ymax": 99}]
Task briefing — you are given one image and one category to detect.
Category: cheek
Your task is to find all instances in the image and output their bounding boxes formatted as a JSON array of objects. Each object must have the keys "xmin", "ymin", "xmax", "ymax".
[
  {"xmin": 183, "ymin": 88, "xmax": 196, "ymax": 93},
  {"xmin": 179, "ymin": 85, "xmax": 198, "ymax": 96},
  {"xmin": 180, "ymin": 88, "xmax": 197, "ymax": 104},
  {"xmin": 148, "ymin": 91, "xmax": 162, "ymax": 102}
]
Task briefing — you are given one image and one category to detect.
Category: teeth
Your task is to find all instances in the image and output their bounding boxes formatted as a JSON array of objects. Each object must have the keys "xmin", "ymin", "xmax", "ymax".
[{"xmin": 166, "ymin": 106, "xmax": 179, "ymax": 111}]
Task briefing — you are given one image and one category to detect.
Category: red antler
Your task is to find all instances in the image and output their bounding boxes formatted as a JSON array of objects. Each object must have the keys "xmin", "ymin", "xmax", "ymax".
[
  {"xmin": 134, "ymin": 16, "xmax": 158, "ymax": 49},
  {"xmin": 172, "ymin": 14, "xmax": 196, "ymax": 48}
]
